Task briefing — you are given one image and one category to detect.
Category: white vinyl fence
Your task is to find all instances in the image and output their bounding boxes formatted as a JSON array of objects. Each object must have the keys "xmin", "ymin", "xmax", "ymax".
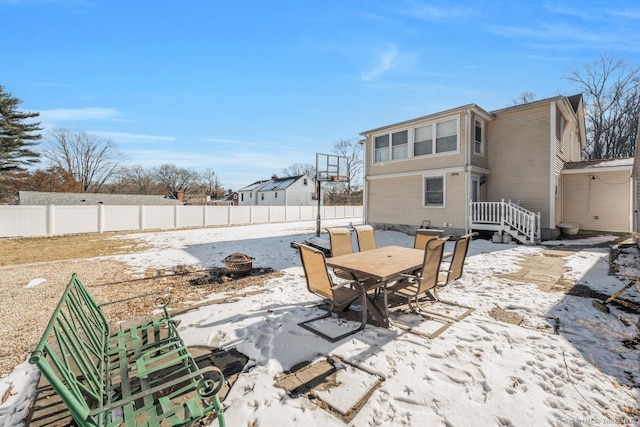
[{"xmin": 0, "ymin": 205, "xmax": 364, "ymax": 238}]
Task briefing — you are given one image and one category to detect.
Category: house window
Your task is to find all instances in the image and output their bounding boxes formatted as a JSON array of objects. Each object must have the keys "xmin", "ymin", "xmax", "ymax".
[
  {"xmin": 241, "ymin": 193, "xmax": 244, "ymax": 202},
  {"xmin": 303, "ymin": 178, "xmax": 308, "ymax": 185},
  {"xmin": 435, "ymin": 119, "xmax": 457, "ymax": 153},
  {"xmin": 391, "ymin": 130, "xmax": 408, "ymax": 160},
  {"xmin": 413, "ymin": 117, "xmax": 458, "ymax": 157},
  {"xmin": 414, "ymin": 124, "xmax": 433, "ymax": 156},
  {"xmin": 374, "ymin": 135, "xmax": 389, "ymax": 163},
  {"xmin": 424, "ymin": 176, "xmax": 444, "ymax": 207},
  {"xmin": 557, "ymin": 116, "xmax": 565, "ymax": 152},
  {"xmin": 474, "ymin": 119, "xmax": 484, "ymax": 154},
  {"xmin": 260, "ymin": 193, "xmax": 264, "ymax": 201},
  {"xmin": 275, "ymin": 192, "xmax": 278, "ymax": 198}
]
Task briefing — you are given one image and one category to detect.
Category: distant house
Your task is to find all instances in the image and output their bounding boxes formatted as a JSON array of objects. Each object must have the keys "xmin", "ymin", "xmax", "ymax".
[
  {"xmin": 19, "ymin": 191, "xmax": 183, "ymax": 206},
  {"xmin": 237, "ymin": 175, "xmax": 316, "ymax": 206}
]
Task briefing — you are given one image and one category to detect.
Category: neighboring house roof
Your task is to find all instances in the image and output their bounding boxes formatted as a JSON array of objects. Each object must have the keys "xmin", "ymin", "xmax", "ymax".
[
  {"xmin": 237, "ymin": 180, "xmax": 269, "ymax": 192},
  {"xmin": 256, "ymin": 175, "xmax": 303, "ymax": 191},
  {"xmin": 563, "ymin": 157, "xmax": 634, "ymax": 170},
  {"xmin": 238, "ymin": 176, "xmax": 308, "ymax": 193},
  {"xmin": 19, "ymin": 191, "xmax": 182, "ymax": 206}
]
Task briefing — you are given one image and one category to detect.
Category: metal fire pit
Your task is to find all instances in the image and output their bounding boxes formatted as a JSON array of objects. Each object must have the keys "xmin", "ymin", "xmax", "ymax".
[{"xmin": 224, "ymin": 253, "xmax": 255, "ymax": 275}]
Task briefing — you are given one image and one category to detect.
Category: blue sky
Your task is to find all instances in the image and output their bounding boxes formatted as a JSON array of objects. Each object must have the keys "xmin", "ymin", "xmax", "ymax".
[{"xmin": 3, "ymin": 1, "xmax": 640, "ymax": 191}]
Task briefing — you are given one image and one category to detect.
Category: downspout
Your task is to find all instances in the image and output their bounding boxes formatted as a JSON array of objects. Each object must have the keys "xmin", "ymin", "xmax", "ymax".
[
  {"xmin": 549, "ymin": 102, "xmax": 557, "ymax": 236},
  {"xmin": 465, "ymin": 109, "xmax": 472, "ymax": 233},
  {"xmin": 359, "ymin": 138, "xmax": 368, "ymax": 224}
]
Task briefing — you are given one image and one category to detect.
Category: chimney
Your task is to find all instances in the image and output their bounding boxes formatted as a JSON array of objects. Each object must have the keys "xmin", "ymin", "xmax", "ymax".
[
  {"xmin": 271, "ymin": 174, "xmax": 278, "ymax": 180},
  {"xmin": 176, "ymin": 191, "xmax": 184, "ymax": 202}
]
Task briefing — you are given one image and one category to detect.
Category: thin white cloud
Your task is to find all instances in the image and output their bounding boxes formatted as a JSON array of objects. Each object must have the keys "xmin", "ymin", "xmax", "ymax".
[
  {"xmin": 38, "ymin": 107, "xmax": 122, "ymax": 122},
  {"xmin": 206, "ymin": 137, "xmax": 258, "ymax": 146},
  {"xmin": 361, "ymin": 46, "xmax": 398, "ymax": 82},
  {"xmin": 395, "ymin": 1, "xmax": 475, "ymax": 21},
  {"xmin": 89, "ymin": 131, "xmax": 175, "ymax": 143}
]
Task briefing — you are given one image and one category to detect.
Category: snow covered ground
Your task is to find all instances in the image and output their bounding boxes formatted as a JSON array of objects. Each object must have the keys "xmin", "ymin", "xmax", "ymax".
[{"xmin": 1, "ymin": 220, "xmax": 639, "ymax": 426}]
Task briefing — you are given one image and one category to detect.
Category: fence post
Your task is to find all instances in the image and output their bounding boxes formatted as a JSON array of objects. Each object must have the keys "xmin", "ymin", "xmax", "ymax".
[
  {"xmin": 47, "ymin": 204, "xmax": 54, "ymax": 236},
  {"xmin": 203, "ymin": 205, "xmax": 207, "ymax": 228},
  {"xmin": 139, "ymin": 205, "xmax": 145, "ymax": 230},
  {"xmin": 174, "ymin": 205, "xmax": 179, "ymax": 229},
  {"xmin": 98, "ymin": 204, "xmax": 105, "ymax": 233}
]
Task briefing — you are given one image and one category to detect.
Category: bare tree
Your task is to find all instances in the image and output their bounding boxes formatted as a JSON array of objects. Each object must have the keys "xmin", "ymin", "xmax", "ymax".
[
  {"xmin": 510, "ymin": 92, "xmax": 537, "ymax": 106},
  {"xmin": 197, "ymin": 168, "xmax": 225, "ymax": 200},
  {"xmin": 333, "ymin": 138, "xmax": 363, "ymax": 189},
  {"xmin": 281, "ymin": 163, "xmax": 316, "ymax": 179},
  {"xmin": 154, "ymin": 163, "xmax": 198, "ymax": 198},
  {"xmin": 42, "ymin": 128, "xmax": 123, "ymax": 192},
  {"xmin": 121, "ymin": 165, "xmax": 159, "ymax": 194},
  {"xmin": 567, "ymin": 55, "xmax": 640, "ymax": 159}
]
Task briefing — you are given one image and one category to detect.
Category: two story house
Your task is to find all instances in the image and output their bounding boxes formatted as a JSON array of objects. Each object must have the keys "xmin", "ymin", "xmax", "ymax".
[
  {"xmin": 237, "ymin": 175, "xmax": 316, "ymax": 206},
  {"xmin": 360, "ymin": 94, "xmax": 588, "ymax": 242}
]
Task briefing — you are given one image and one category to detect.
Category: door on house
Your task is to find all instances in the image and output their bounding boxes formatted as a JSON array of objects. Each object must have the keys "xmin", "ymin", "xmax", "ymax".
[{"xmin": 471, "ymin": 176, "xmax": 480, "ymax": 202}]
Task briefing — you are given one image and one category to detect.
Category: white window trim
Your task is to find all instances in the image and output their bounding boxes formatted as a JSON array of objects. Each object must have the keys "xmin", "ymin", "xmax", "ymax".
[
  {"xmin": 371, "ymin": 115, "xmax": 460, "ymax": 164},
  {"xmin": 474, "ymin": 117, "xmax": 485, "ymax": 156},
  {"xmin": 422, "ymin": 173, "xmax": 446, "ymax": 208}
]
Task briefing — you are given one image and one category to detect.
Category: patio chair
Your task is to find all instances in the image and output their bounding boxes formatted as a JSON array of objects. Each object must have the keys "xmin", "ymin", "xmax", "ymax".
[
  {"xmin": 296, "ymin": 243, "xmax": 368, "ymax": 342},
  {"xmin": 327, "ymin": 227, "xmax": 368, "ymax": 281},
  {"xmin": 413, "ymin": 228, "xmax": 444, "ymax": 250},
  {"xmin": 353, "ymin": 224, "xmax": 377, "ymax": 252},
  {"xmin": 424, "ymin": 232, "xmax": 478, "ymax": 321},
  {"xmin": 385, "ymin": 237, "xmax": 453, "ymax": 338}
]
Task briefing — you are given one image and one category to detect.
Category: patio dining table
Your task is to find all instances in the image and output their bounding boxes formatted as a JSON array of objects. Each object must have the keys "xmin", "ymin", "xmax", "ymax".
[{"xmin": 325, "ymin": 245, "xmax": 441, "ymax": 328}]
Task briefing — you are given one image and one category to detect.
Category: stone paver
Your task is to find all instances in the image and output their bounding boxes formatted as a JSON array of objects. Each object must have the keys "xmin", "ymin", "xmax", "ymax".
[{"xmin": 498, "ymin": 251, "xmax": 575, "ymax": 291}]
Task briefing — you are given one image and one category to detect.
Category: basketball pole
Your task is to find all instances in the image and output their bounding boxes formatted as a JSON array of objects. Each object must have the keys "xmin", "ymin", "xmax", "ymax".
[{"xmin": 316, "ymin": 180, "xmax": 322, "ymax": 237}]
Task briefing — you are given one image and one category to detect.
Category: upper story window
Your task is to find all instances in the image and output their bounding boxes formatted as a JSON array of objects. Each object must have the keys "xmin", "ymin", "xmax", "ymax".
[
  {"xmin": 374, "ymin": 116, "xmax": 459, "ymax": 164},
  {"xmin": 556, "ymin": 116, "xmax": 565, "ymax": 152},
  {"xmin": 391, "ymin": 130, "xmax": 408, "ymax": 160},
  {"xmin": 375, "ymin": 131, "xmax": 409, "ymax": 162},
  {"xmin": 374, "ymin": 135, "xmax": 389, "ymax": 162},
  {"xmin": 474, "ymin": 118, "xmax": 484, "ymax": 154},
  {"xmin": 414, "ymin": 124, "xmax": 433, "ymax": 156},
  {"xmin": 436, "ymin": 119, "xmax": 457, "ymax": 153}
]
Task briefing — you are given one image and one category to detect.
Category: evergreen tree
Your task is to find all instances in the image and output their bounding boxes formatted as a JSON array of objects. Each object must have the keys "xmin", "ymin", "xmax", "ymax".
[{"xmin": 0, "ymin": 85, "xmax": 41, "ymax": 172}]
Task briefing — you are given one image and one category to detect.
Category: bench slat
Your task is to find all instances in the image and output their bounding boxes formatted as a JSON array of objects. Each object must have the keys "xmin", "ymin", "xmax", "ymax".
[{"xmin": 29, "ymin": 273, "xmax": 226, "ymax": 427}]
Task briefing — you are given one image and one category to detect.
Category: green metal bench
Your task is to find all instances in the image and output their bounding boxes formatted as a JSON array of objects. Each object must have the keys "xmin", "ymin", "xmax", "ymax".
[{"xmin": 29, "ymin": 273, "xmax": 225, "ymax": 427}]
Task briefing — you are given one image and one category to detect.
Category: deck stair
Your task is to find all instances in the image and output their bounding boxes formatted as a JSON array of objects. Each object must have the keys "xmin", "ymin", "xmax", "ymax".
[{"xmin": 469, "ymin": 199, "xmax": 540, "ymax": 244}]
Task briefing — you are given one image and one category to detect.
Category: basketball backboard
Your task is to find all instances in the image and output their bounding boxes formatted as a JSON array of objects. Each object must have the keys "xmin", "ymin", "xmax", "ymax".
[{"xmin": 316, "ymin": 153, "xmax": 349, "ymax": 182}]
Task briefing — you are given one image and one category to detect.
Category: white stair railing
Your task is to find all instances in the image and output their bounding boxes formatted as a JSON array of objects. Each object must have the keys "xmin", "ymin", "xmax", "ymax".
[{"xmin": 469, "ymin": 199, "xmax": 540, "ymax": 244}]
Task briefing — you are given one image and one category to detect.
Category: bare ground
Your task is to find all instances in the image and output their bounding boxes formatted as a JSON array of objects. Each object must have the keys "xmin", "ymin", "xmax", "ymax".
[{"xmin": 0, "ymin": 233, "xmax": 282, "ymax": 377}]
